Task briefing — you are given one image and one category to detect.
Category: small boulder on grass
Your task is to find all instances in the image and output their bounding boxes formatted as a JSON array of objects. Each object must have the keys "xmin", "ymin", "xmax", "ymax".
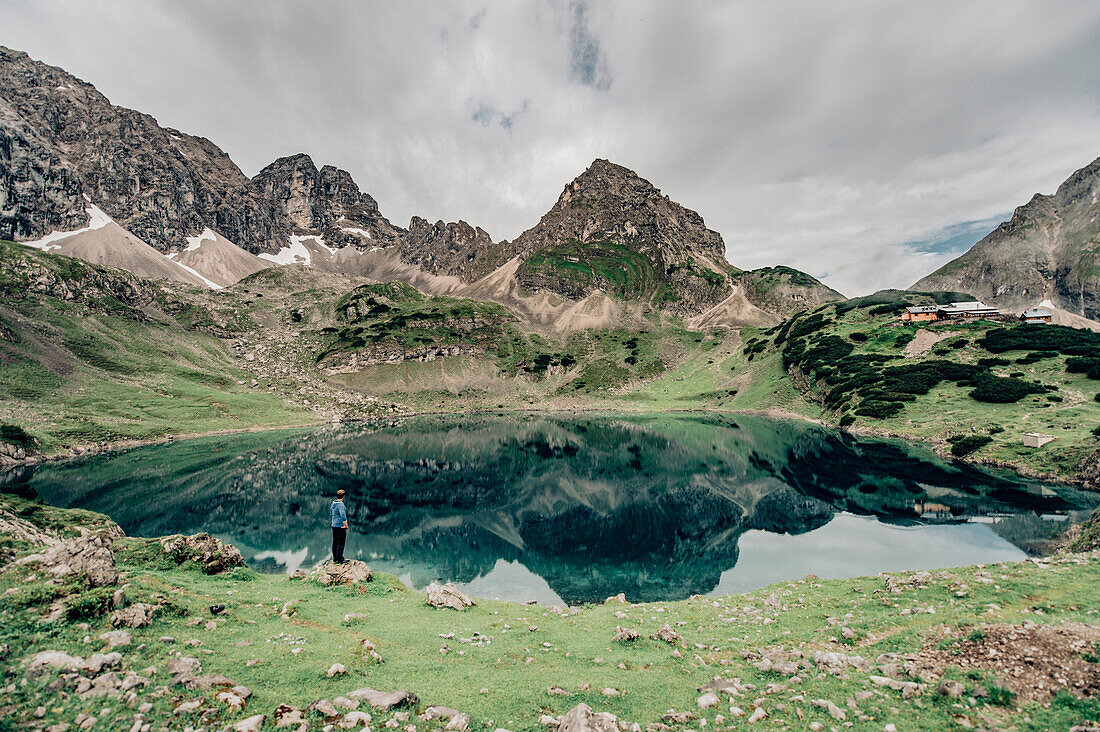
[
  {"xmin": 612, "ymin": 626, "xmax": 639, "ymax": 643},
  {"xmin": 160, "ymin": 533, "xmax": 245, "ymax": 575},
  {"xmin": 557, "ymin": 703, "xmax": 617, "ymax": 732},
  {"xmin": 309, "ymin": 560, "xmax": 373, "ymax": 587},
  {"xmin": 425, "ymin": 582, "xmax": 474, "ymax": 611}
]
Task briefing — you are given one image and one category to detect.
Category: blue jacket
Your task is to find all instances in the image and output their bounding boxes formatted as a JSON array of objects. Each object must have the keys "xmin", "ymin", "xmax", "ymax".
[{"xmin": 330, "ymin": 499, "xmax": 347, "ymax": 528}]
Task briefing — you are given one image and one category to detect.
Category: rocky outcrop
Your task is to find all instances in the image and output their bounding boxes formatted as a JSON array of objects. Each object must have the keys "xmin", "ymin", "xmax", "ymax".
[
  {"xmin": 914, "ymin": 154, "xmax": 1100, "ymax": 321},
  {"xmin": 512, "ymin": 159, "xmax": 735, "ymax": 314},
  {"xmin": 0, "ymin": 46, "xmax": 283, "ymax": 253},
  {"xmin": 399, "ymin": 216, "xmax": 504, "ymax": 282},
  {"xmin": 160, "ymin": 533, "xmax": 245, "ymax": 574},
  {"xmin": 42, "ymin": 533, "xmax": 119, "ymax": 587},
  {"xmin": 250, "ymin": 153, "xmax": 404, "ymax": 250}
]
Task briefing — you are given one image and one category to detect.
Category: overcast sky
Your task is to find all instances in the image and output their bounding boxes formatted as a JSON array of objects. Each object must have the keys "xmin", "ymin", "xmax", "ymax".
[{"xmin": 3, "ymin": 1, "xmax": 1100, "ymax": 295}]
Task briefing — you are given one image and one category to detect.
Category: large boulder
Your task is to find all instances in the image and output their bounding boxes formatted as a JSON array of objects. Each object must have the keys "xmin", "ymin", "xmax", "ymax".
[
  {"xmin": 160, "ymin": 533, "xmax": 245, "ymax": 574},
  {"xmin": 111, "ymin": 602, "xmax": 156, "ymax": 628},
  {"xmin": 558, "ymin": 703, "xmax": 618, "ymax": 732},
  {"xmin": 309, "ymin": 560, "xmax": 373, "ymax": 587},
  {"xmin": 425, "ymin": 582, "xmax": 474, "ymax": 611},
  {"xmin": 42, "ymin": 533, "xmax": 118, "ymax": 587}
]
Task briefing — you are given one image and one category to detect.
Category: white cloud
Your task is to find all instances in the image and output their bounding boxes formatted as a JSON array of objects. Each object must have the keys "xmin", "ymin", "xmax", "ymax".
[{"xmin": 2, "ymin": 0, "xmax": 1099, "ymax": 295}]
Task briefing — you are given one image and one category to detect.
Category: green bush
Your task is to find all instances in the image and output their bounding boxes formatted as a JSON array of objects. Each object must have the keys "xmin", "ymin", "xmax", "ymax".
[
  {"xmin": 1066, "ymin": 357, "xmax": 1100, "ymax": 380},
  {"xmin": 227, "ymin": 567, "xmax": 259, "ymax": 582},
  {"xmin": 838, "ymin": 414, "xmax": 855, "ymax": 427},
  {"xmin": 848, "ymin": 332, "xmax": 869, "ymax": 342},
  {"xmin": 969, "ymin": 374, "xmax": 1050, "ymax": 403},
  {"xmin": 948, "ymin": 434, "xmax": 992, "ymax": 457},
  {"xmin": 65, "ymin": 586, "xmax": 116, "ymax": 619},
  {"xmin": 0, "ymin": 423, "xmax": 37, "ymax": 450}
]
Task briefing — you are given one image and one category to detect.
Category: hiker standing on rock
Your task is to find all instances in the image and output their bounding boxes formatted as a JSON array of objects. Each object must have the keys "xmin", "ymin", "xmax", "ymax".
[{"xmin": 330, "ymin": 489, "xmax": 348, "ymax": 564}]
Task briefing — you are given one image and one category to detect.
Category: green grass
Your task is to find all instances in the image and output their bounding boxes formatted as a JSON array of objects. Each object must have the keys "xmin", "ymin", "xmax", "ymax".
[
  {"xmin": 3, "ymin": 496, "xmax": 1100, "ymax": 731},
  {"xmin": 516, "ymin": 239, "xmax": 674, "ymax": 303}
]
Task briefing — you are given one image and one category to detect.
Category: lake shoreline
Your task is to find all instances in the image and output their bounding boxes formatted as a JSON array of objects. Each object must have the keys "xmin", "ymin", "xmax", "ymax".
[{"xmin": 5, "ymin": 403, "xmax": 1094, "ymax": 491}]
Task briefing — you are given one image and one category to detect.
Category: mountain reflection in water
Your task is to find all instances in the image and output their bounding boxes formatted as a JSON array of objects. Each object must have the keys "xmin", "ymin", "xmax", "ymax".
[{"xmin": 17, "ymin": 413, "xmax": 1098, "ymax": 604}]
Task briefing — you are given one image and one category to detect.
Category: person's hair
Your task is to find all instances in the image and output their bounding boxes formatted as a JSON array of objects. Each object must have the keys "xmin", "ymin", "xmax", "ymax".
[{"xmin": 336, "ymin": 489, "xmax": 345, "ymax": 499}]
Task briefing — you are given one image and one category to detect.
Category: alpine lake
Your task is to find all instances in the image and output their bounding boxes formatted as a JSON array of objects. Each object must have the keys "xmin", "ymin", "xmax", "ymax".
[{"xmin": 8, "ymin": 413, "xmax": 1097, "ymax": 605}]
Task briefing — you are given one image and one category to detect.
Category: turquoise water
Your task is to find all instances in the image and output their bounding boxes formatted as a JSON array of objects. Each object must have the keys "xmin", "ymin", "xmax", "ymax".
[{"xmin": 13, "ymin": 413, "xmax": 1096, "ymax": 604}]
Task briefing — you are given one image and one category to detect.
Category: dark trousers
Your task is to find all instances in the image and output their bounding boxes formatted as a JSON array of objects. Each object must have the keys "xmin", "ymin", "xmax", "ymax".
[{"xmin": 331, "ymin": 527, "xmax": 347, "ymax": 563}]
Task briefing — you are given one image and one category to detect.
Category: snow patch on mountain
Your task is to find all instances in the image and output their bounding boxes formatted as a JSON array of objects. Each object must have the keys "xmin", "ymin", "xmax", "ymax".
[{"xmin": 21, "ymin": 203, "xmax": 113, "ymax": 251}]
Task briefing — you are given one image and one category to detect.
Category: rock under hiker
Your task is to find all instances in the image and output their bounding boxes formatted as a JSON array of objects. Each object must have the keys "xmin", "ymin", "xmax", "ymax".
[{"xmin": 331, "ymin": 489, "xmax": 348, "ymax": 563}]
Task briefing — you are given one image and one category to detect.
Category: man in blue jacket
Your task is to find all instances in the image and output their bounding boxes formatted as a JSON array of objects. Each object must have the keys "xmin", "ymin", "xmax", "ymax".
[{"xmin": 330, "ymin": 489, "xmax": 348, "ymax": 564}]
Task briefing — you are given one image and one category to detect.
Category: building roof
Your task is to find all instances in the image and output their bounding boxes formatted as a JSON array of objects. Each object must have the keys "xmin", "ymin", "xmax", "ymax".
[
  {"xmin": 905, "ymin": 306, "xmax": 939, "ymax": 313},
  {"xmin": 939, "ymin": 301, "xmax": 1000, "ymax": 314},
  {"xmin": 1021, "ymin": 308, "xmax": 1052, "ymax": 318}
]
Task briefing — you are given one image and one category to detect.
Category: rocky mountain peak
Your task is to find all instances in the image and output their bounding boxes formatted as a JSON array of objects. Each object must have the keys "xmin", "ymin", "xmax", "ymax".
[
  {"xmin": 914, "ymin": 152, "xmax": 1100, "ymax": 320},
  {"xmin": 398, "ymin": 216, "xmax": 503, "ymax": 282},
  {"xmin": 510, "ymin": 159, "xmax": 733, "ymax": 313},
  {"xmin": 250, "ymin": 154, "xmax": 402, "ymax": 248}
]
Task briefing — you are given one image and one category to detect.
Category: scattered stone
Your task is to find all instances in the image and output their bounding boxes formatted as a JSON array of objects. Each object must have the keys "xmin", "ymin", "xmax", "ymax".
[
  {"xmin": 274, "ymin": 704, "xmax": 307, "ymax": 729},
  {"xmin": 216, "ymin": 690, "xmax": 246, "ymax": 710},
  {"xmin": 167, "ymin": 656, "xmax": 202, "ymax": 677},
  {"xmin": 232, "ymin": 714, "xmax": 266, "ymax": 732},
  {"xmin": 549, "ymin": 686, "xmax": 572, "ymax": 696},
  {"xmin": 539, "ymin": 715, "xmax": 560, "ymax": 726},
  {"xmin": 347, "ymin": 687, "xmax": 419, "ymax": 710},
  {"xmin": 747, "ymin": 707, "xmax": 767, "ymax": 724},
  {"xmin": 111, "ymin": 603, "xmax": 156, "ymax": 629},
  {"xmin": 344, "ymin": 613, "xmax": 368, "ymax": 623},
  {"xmin": 660, "ymin": 712, "xmax": 693, "ymax": 725},
  {"xmin": 649, "ymin": 623, "xmax": 685, "ymax": 647},
  {"xmin": 98, "ymin": 630, "xmax": 132, "ymax": 648},
  {"xmin": 936, "ymin": 679, "xmax": 966, "ymax": 698},
  {"xmin": 160, "ymin": 533, "xmax": 245, "ymax": 574},
  {"xmin": 24, "ymin": 650, "xmax": 85, "ymax": 678},
  {"xmin": 425, "ymin": 582, "xmax": 474, "ymax": 611},
  {"xmin": 173, "ymin": 699, "xmax": 203, "ymax": 715},
  {"xmin": 612, "ymin": 627, "xmax": 639, "ymax": 643},
  {"xmin": 334, "ymin": 696, "xmax": 360, "ymax": 711},
  {"xmin": 327, "ymin": 663, "xmax": 348, "ymax": 677},
  {"xmin": 605, "ymin": 594, "xmax": 627, "ymax": 604},
  {"xmin": 697, "ymin": 692, "xmax": 719, "ymax": 709},
  {"xmin": 422, "ymin": 707, "xmax": 461, "ymax": 721},
  {"xmin": 558, "ymin": 703, "xmax": 617, "ymax": 732},
  {"xmin": 445, "ymin": 713, "xmax": 470, "ymax": 731},
  {"xmin": 812, "ymin": 699, "xmax": 845, "ymax": 722},
  {"xmin": 645, "ymin": 725, "xmax": 671, "ymax": 732},
  {"xmin": 308, "ymin": 699, "xmax": 340, "ymax": 716},
  {"xmin": 361, "ymin": 638, "xmax": 384, "ymax": 662},
  {"xmin": 83, "ymin": 652, "xmax": 122, "ymax": 674},
  {"xmin": 338, "ymin": 711, "xmax": 374, "ymax": 729}
]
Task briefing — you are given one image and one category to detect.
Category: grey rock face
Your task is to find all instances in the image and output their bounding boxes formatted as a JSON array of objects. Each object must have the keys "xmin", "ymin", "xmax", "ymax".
[
  {"xmin": 250, "ymin": 153, "xmax": 404, "ymax": 249},
  {"xmin": 0, "ymin": 46, "xmax": 283, "ymax": 253},
  {"xmin": 914, "ymin": 154, "xmax": 1100, "ymax": 320},
  {"xmin": 42, "ymin": 533, "xmax": 118, "ymax": 587},
  {"xmin": 400, "ymin": 216, "xmax": 504, "ymax": 282}
]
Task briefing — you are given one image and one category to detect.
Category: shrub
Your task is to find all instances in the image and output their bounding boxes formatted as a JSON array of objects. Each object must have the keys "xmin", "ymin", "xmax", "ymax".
[
  {"xmin": 949, "ymin": 338, "xmax": 969, "ymax": 349},
  {"xmin": 227, "ymin": 567, "xmax": 259, "ymax": 582},
  {"xmin": 1066, "ymin": 357, "xmax": 1100, "ymax": 380},
  {"xmin": 0, "ymin": 424, "xmax": 37, "ymax": 450},
  {"xmin": 838, "ymin": 414, "xmax": 855, "ymax": 427},
  {"xmin": 948, "ymin": 434, "xmax": 992, "ymax": 457},
  {"xmin": 969, "ymin": 374, "xmax": 1050, "ymax": 403},
  {"xmin": 979, "ymin": 324, "xmax": 1100, "ymax": 356},
  {"xmin": 65, "ymin": 586, "xmax": 116, "ymax": 619}
]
